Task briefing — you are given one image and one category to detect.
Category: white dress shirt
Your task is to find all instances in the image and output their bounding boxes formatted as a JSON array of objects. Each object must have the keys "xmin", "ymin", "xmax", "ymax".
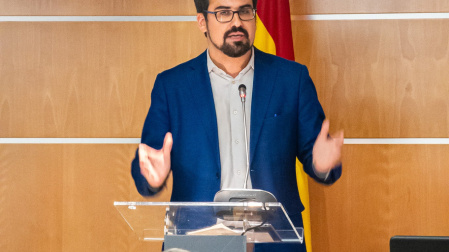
[{"xmin": 207, "ymin": 49, "xmax": 254, "ymax": 189}]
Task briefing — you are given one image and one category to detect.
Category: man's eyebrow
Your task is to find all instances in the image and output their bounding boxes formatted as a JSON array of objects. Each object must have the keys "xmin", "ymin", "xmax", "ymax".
[
  {"xmin": 214, "ymin": 6, "xmax": 231, "ymax": 10},
  {"xmin": 214, "ymin": 4, "xmax": 253, "ymax": 11},
  {"xmin": 238, "ymin": 4, "xmax": 253, "ymax": 9}
]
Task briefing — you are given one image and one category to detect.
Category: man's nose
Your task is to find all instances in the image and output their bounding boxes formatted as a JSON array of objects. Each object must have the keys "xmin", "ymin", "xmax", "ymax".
[{"xmin": 230, "ymin": 12, "xmax": 243, "ymax": 27}]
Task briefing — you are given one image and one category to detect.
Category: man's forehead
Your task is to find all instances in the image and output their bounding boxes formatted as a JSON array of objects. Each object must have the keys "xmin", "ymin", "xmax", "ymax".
[{"xmin": 208, "ymin": 0, "xmax": 253, "ymax": 9}]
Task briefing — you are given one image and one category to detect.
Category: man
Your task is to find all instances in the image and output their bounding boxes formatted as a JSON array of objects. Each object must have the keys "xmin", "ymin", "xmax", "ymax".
[{"xmin": 131, "ymin": 0, "xmax": 343, "ymax": 251}]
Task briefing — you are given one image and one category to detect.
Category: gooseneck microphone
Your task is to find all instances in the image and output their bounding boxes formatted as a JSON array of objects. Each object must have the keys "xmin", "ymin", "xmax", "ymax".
[
  {"xmin": 238, "ymin": 84, "xmax": 250, "ymax": 189},
  {"xmin": 239, "ymin": 84, "xmax": 246, "ymax": 102},
  {"xmin": 213, "ymin": 84, "xmax": 277, "ymax": 206}
]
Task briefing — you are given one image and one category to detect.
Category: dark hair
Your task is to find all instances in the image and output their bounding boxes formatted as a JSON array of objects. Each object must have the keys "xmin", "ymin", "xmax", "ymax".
[
  {"xmin": 194, "ymin": 0, "xmax": 258, "ymax": 13},
  {"xmin": 194, "ymin": 0, "xmax": 258, "ymax": 37}
]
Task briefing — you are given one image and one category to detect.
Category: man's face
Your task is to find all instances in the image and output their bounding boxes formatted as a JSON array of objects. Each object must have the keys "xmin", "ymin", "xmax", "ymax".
[{"xmin": 202, "ymin": 0, "xmax": 256, "ymax": 58}]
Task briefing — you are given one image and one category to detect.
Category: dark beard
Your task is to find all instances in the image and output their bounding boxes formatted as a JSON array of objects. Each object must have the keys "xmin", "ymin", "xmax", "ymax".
[
  {"xmin": 209, "ymin": 26, "xmax": 252, "ymax": 58},
  {"xmin": 220, "ymin": 40, "xmax": 251, "ymax": 58}
]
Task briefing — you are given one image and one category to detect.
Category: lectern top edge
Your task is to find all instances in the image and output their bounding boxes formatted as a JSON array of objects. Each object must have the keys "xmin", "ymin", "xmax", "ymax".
[{"xmin": 113, "ymin": 201, "xmax": 282, "ymax": 207}]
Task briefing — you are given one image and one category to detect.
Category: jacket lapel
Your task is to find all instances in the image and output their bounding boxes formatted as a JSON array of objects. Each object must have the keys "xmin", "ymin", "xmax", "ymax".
[
  {"xmin": 250, "ymin": 49, "xmax": 277, "ymax": 166},
  {"xmin": 186, "ymin": 51, "xmax": 221, "ymax": 169}
]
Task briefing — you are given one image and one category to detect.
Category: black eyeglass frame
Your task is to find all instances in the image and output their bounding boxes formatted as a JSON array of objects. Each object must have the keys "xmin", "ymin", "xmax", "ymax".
[{"xmin": 203, "ymin": 8, "xmax": 257, "ymax": 23}]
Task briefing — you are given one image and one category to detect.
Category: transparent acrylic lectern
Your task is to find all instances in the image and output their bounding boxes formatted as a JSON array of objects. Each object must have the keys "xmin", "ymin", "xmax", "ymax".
[{"xmin": 114, "ymin": 201, "xmax": 303, "ymax": 251}]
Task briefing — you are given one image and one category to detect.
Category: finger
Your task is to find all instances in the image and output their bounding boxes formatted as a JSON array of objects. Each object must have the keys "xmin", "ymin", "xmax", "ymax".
[
  {"xmin": 338, "ymin": 130, "xmax": 344, "ymax": 139},
  {"xmin": 139, "ymin": 144, "xmax": 156, "ymax": 175},
  {"xmin": 333, "ymin": 132, "xmax": 344, "ymax": 164},
  {"xmin": 139, "ymin": 143, "xmax": 157, "ymax": 162},
  {"xmin": 140, "ymin": 155, "xmax": 161, "ymax": 184},
  {"xmin": 138, "ymin": 144, "xmax": 150, "ymax": 174},
  {"xmin": 146, "ymin": 160, "xmax": 160, "ymax": 182},
  {"xmin": 138, "ymin": 143, "xmax": 149, "ymax": 160},
  {"xmin": 162, "ymin": 132, "xmax": 173, "ymax": 157},
  {"xmin": 332, "ymin": 130, "xmax": 344, "ymax": 146},
  {"xmin": 318, "ymin": 119, "xmax": 330, "ymax": 140}
]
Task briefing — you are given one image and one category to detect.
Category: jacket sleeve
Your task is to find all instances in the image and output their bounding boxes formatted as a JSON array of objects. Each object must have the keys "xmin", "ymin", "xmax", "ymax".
[
  {"xmin": 131, "ymin": 73, "xmax": 171, "ymax": 196},
  {"xmin": 296, "ymin": 65, "xmax": 342, "ymax": 184}
]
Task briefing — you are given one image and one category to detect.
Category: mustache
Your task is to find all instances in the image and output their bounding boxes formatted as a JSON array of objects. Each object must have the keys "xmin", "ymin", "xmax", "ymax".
[{"xmin": 224, "ymin": 26, "xmax": 249, "ymax": 39}]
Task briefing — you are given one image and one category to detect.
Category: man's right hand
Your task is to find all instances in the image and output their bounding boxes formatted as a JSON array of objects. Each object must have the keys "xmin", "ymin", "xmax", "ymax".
[{"xmin": 138, "ymin": 132, "xmax": 173, "ymax": 188}]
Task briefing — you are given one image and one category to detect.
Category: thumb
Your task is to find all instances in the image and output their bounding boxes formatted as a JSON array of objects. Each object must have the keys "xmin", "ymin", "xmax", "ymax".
[
  {"xmin": 335, "ymin": 130, "xmax": 344, "ymax": 146},
  {"xmin": 318, "ymin": 119, "xmax": 330, "ymax": 140},
  {"xmin": 162, "ymin": 132, "xmax": 173, "ymax": 156}
]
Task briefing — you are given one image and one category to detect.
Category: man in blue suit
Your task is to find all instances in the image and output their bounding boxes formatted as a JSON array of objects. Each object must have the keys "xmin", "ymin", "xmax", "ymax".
[{"xmin": 131, "ymin": 0, "xmax": 343, "ymax": 251}]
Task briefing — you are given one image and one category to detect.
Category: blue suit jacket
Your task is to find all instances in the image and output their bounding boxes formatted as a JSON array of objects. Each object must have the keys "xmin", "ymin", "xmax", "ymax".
[{"xmin": 131, "ymin": 48, "xmax": 342, "ymax": 228}]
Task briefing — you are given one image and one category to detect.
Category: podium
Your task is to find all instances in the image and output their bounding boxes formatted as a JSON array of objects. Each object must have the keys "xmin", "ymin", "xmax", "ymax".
[{"xmin": 115, "ymin": 201, "xmax": 303, "ymax": 252}]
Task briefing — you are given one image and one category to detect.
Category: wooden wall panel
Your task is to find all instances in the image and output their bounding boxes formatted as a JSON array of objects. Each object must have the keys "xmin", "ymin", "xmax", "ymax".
[
  {"xmin": 0, "ymin": 22, "xmax": 206, "ymax": 138},
  {"xmin": 0, "ymin": 145, "xmax": 63, "ymax": 251},
  {"xmin": 4, "ymin": 20, "xmax": 448, "ymax": 139},
  {"xmin": 0, "ymin": 0, "xmax": 197, "ymax": 16},
  {"xmin": 0, "ymin": 144, "xmax": 172, "ymax": 252},
  {"xmin": 1, "ymin": 0, "xmax": 449, "ymax": 16},
  {"xmin": 290, "ymin": 0, "xmax": 449, "ymax": 15},
  {"xmin": 308, "ymin": 145, "xmax": 449, "ymax": 252},
  {"xmin": 292, "ymin": 19, "xmax": 449, "ymax": 138}
]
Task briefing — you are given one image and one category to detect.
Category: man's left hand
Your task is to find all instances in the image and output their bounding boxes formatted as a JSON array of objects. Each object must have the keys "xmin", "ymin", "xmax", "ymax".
[{"xmin": 312, "ymin": 119, "xmax": 344, "ymax": 174}]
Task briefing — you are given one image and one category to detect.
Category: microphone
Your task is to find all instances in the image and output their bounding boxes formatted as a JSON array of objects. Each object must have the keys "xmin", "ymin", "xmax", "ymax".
[
  {"xmin": 239, "ymin": 84, "xmax": 246, "ymax": 102},
  {"xmin": 238, "ymin": 84, "xmax": 250, "ymax": 189},
  {"xmin": 214, "ymin": 84, "xmax": 277, "ymax": 205}
]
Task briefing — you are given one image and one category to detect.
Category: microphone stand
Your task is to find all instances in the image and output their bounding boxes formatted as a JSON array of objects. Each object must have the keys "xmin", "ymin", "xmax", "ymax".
[
  {"xmin": 241, "ymin": 85, "xmax": 250, "ymax": 189},
  {"xmin": 214, "ymin": 84, "xmax": 277, "ymax": 204}
]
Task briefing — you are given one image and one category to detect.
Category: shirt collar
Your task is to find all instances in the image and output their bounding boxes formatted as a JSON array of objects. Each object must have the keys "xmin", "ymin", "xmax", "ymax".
[{"xmin": 207, "ymin": 47, "xmax": 255, "ymax": 78}]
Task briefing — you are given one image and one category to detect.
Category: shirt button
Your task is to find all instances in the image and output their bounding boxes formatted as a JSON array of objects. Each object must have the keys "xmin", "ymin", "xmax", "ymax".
[
  {"xmin": 232, "ymin": 81, "xmax": 235, "ymax": 84},
  {"xmin": 233, "ymin": 110, "xmax": 238, "ymax": 115},
  {"xmin": 237, "ymin": 170, "xmax": 241, "ymax": 175},
  {"xmin": 235, "ymin": 140, "xmax": 239, "ymax": 144}
]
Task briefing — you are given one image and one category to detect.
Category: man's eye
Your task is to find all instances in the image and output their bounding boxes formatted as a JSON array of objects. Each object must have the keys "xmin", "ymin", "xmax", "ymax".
[
  {"xmin": 240, "ymin": 9, "xmax": 251, "ymax": 14},
  {"xmin": 219, "ymin": 10, "xmax": 232, "ymax": 16}
]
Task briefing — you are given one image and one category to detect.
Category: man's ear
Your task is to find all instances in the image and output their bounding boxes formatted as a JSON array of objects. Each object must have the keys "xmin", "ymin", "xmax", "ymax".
[{"xmin": 197, "ymin": 13, "xmax": 207, "ymax": 34}]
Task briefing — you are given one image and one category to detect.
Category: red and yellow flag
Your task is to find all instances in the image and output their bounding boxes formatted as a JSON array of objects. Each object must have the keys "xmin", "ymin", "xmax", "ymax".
[{"xmin": 254, "ymin": 1, "xmax": 312, "ymax": 251}]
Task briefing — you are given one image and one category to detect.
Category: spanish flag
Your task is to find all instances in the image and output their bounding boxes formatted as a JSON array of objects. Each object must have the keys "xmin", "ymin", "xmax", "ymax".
[{"xmin": 254, "ymin": 1, "xmax": 313, "ymax": 251}]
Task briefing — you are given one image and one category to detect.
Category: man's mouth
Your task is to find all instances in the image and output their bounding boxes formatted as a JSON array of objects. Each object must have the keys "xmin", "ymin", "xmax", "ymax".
[
  {"xmin": 223, "ymin": 26, "xmax": 249, "ymax": 44},
  {"xmin": 228, "ymin": 32, "xmax": 245, "ymax": 37},
  {"xmin": 227, "ymin": 32, "xmax": 246, "ymax": 40}
]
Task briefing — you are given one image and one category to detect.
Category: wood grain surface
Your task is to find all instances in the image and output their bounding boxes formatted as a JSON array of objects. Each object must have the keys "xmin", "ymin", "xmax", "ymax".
[
  {"xmin": 0, "ymin": 22, "xmax": 206, "ymax": 138},
  {"xmin": 0, "ymin": 0, "xmax": 197, "ymax": 16},
  {"xmin": 293, "ymin": 19, "xmax": 449, "ymax": 138},
  {"xmin": 2, "ymin": 20, "xmax": 448, "ymax": 138},
  {"xmin": 290, "ymin": 0, "xmax": 449, "ymax": 15},
  {"xmin": 0, "ymin": 144, "xmax": 172, "ymax": 252},
  {"xmin": 308, "ymin": 144, "xmax": 449, "ymax": 252},
  {"xmin": 1, "ymin": 0, "xmax": 449, "ymax": 16},
  {"xmin": 2, "ymin": 144, "xmax": 448, "ymax": 251},
  {"xmin": 2, "ymin": 2, "xmax": 449, "ymax": 252}
]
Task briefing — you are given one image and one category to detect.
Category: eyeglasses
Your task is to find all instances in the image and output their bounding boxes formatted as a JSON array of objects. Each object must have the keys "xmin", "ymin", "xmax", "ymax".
[{"xmin": 203, "ymin": 7, "xmax": 257, "ymax": 23}]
